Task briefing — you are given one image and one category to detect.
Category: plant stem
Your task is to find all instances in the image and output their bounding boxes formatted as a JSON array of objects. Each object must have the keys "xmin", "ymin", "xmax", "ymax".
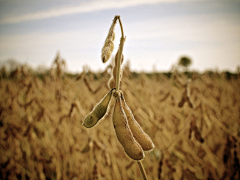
[
  {"xmin": 137, "ymin": 161, "xmax": 148, "ymax": 180},
  {"xmin": 118, "ymin": 16, "xmax": 124, "ymax": 38},
  {"xmin": 116, "ymin": 16, "xmax": 125, "ymax": 91}
]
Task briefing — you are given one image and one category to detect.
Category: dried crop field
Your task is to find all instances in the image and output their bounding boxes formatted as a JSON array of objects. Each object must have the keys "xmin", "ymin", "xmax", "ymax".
[{"xmin": 0, "ymin": 67, "xmax": 239, "ymax": 180}]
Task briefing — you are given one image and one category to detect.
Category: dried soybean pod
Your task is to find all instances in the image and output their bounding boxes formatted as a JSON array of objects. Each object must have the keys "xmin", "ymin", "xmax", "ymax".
[
  {"xmin": 112, "ymin": 66, "xmax": 122, "ymax": 80},
  {"xmin": 101, "ymin": 16, "xmax": 118, "ymax": 63},
  {"xmin": 121, "ymin": 94, "xmax": 155, "ymax": 151},
  {"xmin": 108, "ymin": 77, "xmax": 116, "ymax": 89},
  {"xmin": 113, "ymin": 94, "xmax": 145, "ymax": 160},
  {"xmin": 83, "ymin": 88, "xmax": 115, "ymax": 128},
  {"xmin": 114, "ymin": 50, "xmax": 124, "ymax": 66}
]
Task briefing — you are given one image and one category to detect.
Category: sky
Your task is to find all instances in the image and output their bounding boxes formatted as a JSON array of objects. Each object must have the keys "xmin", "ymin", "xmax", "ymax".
[{"xmin": 0, "ymin": 0, "xmax": 239, "ymax": 73}]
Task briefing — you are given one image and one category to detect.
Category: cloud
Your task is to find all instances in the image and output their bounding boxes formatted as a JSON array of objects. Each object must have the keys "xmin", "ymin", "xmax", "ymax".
[{"xmin": 0, "ymin": 0, "xmax": 182, "ymax": 24}]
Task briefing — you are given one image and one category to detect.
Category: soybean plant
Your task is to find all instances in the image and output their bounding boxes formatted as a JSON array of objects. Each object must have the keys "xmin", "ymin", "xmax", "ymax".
[{"xmin": 83, "ymin": 15, "xmax": 154, "ymax": 180}]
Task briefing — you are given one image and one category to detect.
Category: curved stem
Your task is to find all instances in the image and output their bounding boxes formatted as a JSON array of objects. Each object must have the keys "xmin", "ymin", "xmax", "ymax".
[
  {"xmin": 137, "ymin": 161, "xmax": 148, "ymax": 180},
  {"xmin": 116, "ymin": 16, "xmax": 125, "ymax": 91},
  {"xmin": 118, "ymin": 16, "xmax": 124, "ymax": 38}
]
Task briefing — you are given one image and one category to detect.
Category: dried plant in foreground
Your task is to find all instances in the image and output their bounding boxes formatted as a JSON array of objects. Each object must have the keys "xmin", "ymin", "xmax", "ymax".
[{"xmin": 83, "ymin": 15, "xmax": 154, "ymax": 180}]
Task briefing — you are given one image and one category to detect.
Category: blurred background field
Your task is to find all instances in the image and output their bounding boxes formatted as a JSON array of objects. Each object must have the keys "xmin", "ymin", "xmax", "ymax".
[{"xmin": 0, "ymin": 56, "xmax": 239, "ymax": 180}]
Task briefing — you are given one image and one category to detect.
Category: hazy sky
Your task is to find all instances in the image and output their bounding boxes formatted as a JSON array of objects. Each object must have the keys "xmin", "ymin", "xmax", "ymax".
[{"xmin": 0, "ymin": 0, "xmax": 239, "ymax": 72}]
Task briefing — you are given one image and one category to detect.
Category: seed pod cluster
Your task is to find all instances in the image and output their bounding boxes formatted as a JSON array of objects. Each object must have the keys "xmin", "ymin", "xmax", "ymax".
[
  {"xmin": 101, "ymin": 16, "xmax": 118, "ymax": 63},
  {"xmin": 108, "ymin": 50, "xmax": 124, "ymax": 89},
  {"xmin": 113, "ymin": 92, "xmax": 145, "ymax": 160},
  {"xmin": 83, "ymin": 88, "xmax": 115, "ymax": 128},
  {"xmin": 112, "ymin": 91, "xmax": 154, "ymax": 160}
]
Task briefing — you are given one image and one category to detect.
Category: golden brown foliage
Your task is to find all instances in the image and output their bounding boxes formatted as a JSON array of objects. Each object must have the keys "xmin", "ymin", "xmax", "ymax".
[{"xmin": 0, "ymin": 69, "xmax": 239, "ymax": 180}]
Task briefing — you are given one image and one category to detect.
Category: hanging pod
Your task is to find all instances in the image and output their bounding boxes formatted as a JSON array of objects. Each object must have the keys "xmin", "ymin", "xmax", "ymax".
[
  {"xmin": 112, "ymin": 93, "xmax": 145, "ymax": 161},
  {"xmin": 101, "ymin": 16, "xmax": 118, "ymax": 63},
  {"xmin": 83, "ymin": 88, "xmax": 115, "ymax": 128},
  {"xmin": 120, "ymin": 94, "xmax": 155, "ymax": 151}
]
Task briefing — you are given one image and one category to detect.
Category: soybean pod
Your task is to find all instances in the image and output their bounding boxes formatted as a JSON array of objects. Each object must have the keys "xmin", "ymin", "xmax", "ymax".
[
  {"xmin": 121, "ymin": 94, "xmax": 155, "ymax": 151},
  {"xmin": 112, "ymin": 93, "xmax": 145, "ymax": 160},
  {"xmin": 83, "ymin": 88, "xmax": 115, "ymax": 128}
]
